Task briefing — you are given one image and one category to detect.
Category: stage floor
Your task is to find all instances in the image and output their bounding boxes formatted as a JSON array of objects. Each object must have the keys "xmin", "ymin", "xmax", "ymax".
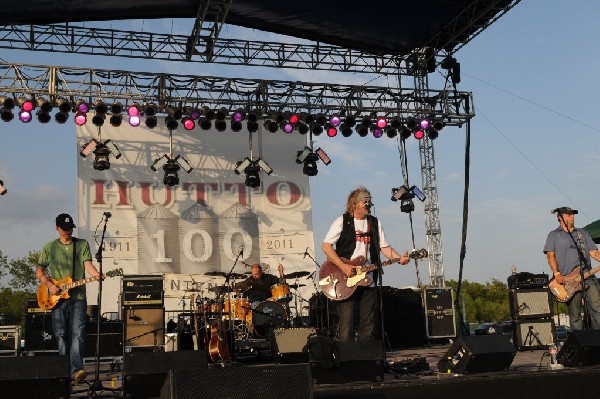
[{"xmin": 59, "ymin": 342, "xmax": 600, "ymax": 399}]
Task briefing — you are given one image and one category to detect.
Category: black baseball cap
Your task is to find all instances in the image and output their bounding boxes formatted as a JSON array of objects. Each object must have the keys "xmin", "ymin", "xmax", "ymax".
[
  {"xmin": 56, "ymin": 213, "xmax": 76, "ymax": 230},
  {"xmin": 556, "ymin": 207, "xmax": 578, "ymax": 215}
]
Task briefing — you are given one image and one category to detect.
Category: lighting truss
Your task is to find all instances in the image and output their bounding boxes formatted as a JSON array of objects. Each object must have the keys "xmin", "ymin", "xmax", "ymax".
[{"xmin": 0, "ymin": 62, "xmax": 475, "ymax": 126}]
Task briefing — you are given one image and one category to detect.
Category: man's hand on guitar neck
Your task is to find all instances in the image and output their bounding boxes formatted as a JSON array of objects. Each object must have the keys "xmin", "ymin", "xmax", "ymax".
[{"xmin": 48, "ymin": 283, "xmax": 61, "ymax": 295}]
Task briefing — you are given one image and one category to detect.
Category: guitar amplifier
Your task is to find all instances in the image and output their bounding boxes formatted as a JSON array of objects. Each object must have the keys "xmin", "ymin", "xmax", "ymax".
[
  {"xmin": 507, "ymin": 272, "xmax": 549, "ymax": 289},
  {"xmin": 25, "ymin": 299, "xmax": 49, "ymax": 314},
  {"xmin": 122, "ymin": 291, "xmax": 164, "ymax": 305},
  {"xmin": 122, "ymin": 275, "xmax": 164, "ymax": 292}
]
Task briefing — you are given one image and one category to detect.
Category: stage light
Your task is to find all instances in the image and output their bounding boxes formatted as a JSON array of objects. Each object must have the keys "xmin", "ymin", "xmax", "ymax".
[
  {"xmin": 19, "ymin": 98, "xmax": 34, "ymax": 112},
  {"xmin": 302, "ymin": 152, "xmax": 319, "ymax": 176},
  {"xmin": 163, "ymin": 159, "xmax": 180, "ymax": 186},
  {"xmin": 0, "ymin": 180, "xmax": 6, "ymax": 196},
  {"xmin": 433, "ymin": 118, "xmax": 444, "ymax": 131},
  {"xmin": 385, "ymin": 126, "xmax": 398, "ymax": 138},
  {"xmin": 231, "ymin": 120, "xmax": 243, "ymax": 132},
  {"xmin": 372, "ymin": 127, "xmax": 384, "ymax": 138},
  {"xmin": 329, "ymin": 114, "xmax": 341, "ymax": 127},
  {"xmin": 75, "ymin": 111, "xmax": 87, "ymax": 126},
  {"xmin": 376, "ymin": 116, "xmax": 387, "ymax": 129},
  {"xmin": 406, "ymin": 116, "xmax": 417, "ymax": 130},
  {"xmin": 414, "ymin": 129, "xmax": 425, "ymax": 140},
  {"xmin": 80, "ymin": 139, "xmax": 121, "ymax": 170},
  {"xmin": 127, "ymin": 103, "xmax": 140, "ymax": 117},
  {"xmin": 129, "ymin": 115, "xmax": 141, "ymax": 127},
  {"xmin": 256, "ymin": 158, "xmax": 273, "ymax": 176},
  {"xmin": 182, "ymin": 117, "xmax": 195, "ymax": 130},
  {"xmin": 427, "ymin": 128, "xmax": 439, "ymax": 140},
  {"xmin": 295, "ymin": 146, "xmax": 312, "ymax": 164},
  {"xmin": 203, "ymin": 107, "xmax": 216, "ymax": 120},
  {"xmin": 145, "ymin": 116, "xmax": 157, "ymax": 129},
  {"xmin": 264, "ymin": 120, "xmax": 278, "ymax": 133},
  {"xmin": 94, "ymin": 100, "xmax": 108, "ymax": 115},
  {"xmin": 304, "ymin": 114, "xmax": 315, "ymax": 124},
  {"xmin": 215, "ymin": 120, "xmax": 227, "ymax": 132},
  {"xmin": 111, "ymin": 102, "xmax": 123, "ymax": 115},
  {"xmin": 56, "ymin": 98, "xmax": 72, "ymax": 113},
  {"xmin": 143, "ymin": 103, "xmax": 157, "ymax": 117},
  {"xmin": 399, "ymin": 126, "xmax": 411, "ymax": 140},
  {"xmin": 37, "ymin": 98, "xmax": 53, "ymax": 113},
  {"xmin": 289, "ymin": 113, "xmax": 300, "ymax": 124},
  {"xmin": 244, "ymin": 162, "xmax": 261, "ymax": 188},
  {"xmin": 18, "ymin": 110, "xmax": 32, "ymax": 123},
  {"xmin": 232, "ymin": 110, "xmax": 245, "ymax": 123},
  {"xmin": 199, "ymin": 119, "xmax": 212, "ymax": 130},
  {"xmin": 390, "ymin": 117, "xmax": 401, "ymax": 129},
  {"xmin": 356, "ymin": 125, "xmax": 368, "ymax": 137},
  {"xmin": 247, "ymin": 121, "xmax": 259, "ymax": 133},
  {"xmin": 110, "ymin": 114, "xmax": 123, "ymax": 127},
  {"xmin": 419, "ymin": 117, "xmax": 430, "ymax": 130},
  {"xmin": 361, "ymin": 115, "xmax": 372, "ymax": 127},
  {"xmin": 151, "ymin": 154, "xmax": 170, "ymax": 172},
  {"xmin": 297, "ymin": 147, "xmax": 331, "ymax": 177},
  {"xmin": 281, "ymin": 121, "xmax": 294, "ymax": 134},
  {"xmin": 55, "ymin": 111, "xmax": 69, "ymax": 124},
  {"xmin": 234, "ymin": 157, "xmax": 272, "ymax": 188},
  {"xmin": 296, "ymin": 122, "xmax": 309, "ymax": 135},
  {"xmin": 174, "ymin": 154, "xmax": 194, "ymax": 174},
  {"xmin": 343, "ymin": 115, "xmax": 356, "ymax": 127},
  {"xmin": 75, "ymin": 100, "xmax": 90, "ymax": 113},
  {"xmin": 247, "ymin": 110, "xmax": 259, "ymax": 123},
  {"xmin": 234, "ymin": 157, "xmax": 252, "ymax": 175},
  {"xmin": 80, "ymin": 139, "xmax": 98, "ymax": 158},
  {"xmin": 0, "ymin": 96, "xmax": 15, "ymax": 109},
  {"xmin": 0, "ymin": 107, "xmax": 14, "ymax": 122},
  {"xmin": 311, "ymin": 124, "xmax": 323, "ymax": 136},
  {"xmin": 37, "ymin": 110, "xmax": 51, "ymax": 123},
  {"xmin": 92, "ymin": 114, "xmax": 105, "ymax": 127},
  {"xmin": 326, "ymin": 124, "xmax": 337, "ymax": 137},
  {"xmin": 216, "ymin": 108, "xmax": 228, "ymax": 121},
  {"xmin": 166, "ymin": 106, "xmax": 183, "ymax": 120},
  {"xmin": 165, "ymin": 116, "xmax": 178, "ymax": 131},
  {"xmin": 92, "ymin": 145, "xmax": 111, "ymax": 171},
  {"xmin": 340, "ymin": 124, "xmax": 353, "ymax": 137},
  {"xmin": 315, "ymin": 113, "xmax": 327, "ymax": 126},
  {"xmin": 190, "ymin": 108, "xmax": 201, "ymax": 120}
]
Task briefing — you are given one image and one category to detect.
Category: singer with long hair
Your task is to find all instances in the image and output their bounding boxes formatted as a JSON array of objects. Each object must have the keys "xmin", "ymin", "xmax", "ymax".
[{"xmin": 322, "ymin": 187, "xmax": 409, "ymax": 342}]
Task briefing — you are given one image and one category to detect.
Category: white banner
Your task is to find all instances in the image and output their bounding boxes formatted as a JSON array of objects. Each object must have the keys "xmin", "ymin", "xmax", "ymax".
[{"xmin": 76, "ymin": 118, "xmax": 316, "ymax": 315}]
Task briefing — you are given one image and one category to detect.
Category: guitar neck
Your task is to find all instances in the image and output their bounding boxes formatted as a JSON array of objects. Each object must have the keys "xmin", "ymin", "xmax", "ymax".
[
  {"xmin": 357, "ymin": 258, "xmax": 399, "ymax": 274},
  {"xmin": 63, "ymin": 276, "xmax": 99, "ymax": 290},
  {"xmin": 583, "ymin": 266, "xmax": 600, "ymax": 280}
]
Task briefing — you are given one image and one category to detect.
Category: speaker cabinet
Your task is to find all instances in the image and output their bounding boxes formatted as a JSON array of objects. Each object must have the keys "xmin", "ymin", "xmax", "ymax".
[
  {"xmin": 122, "ymin": 350, "xmax": 207, "ymax": 399},
  {"xmin": 437, "ymin": 335, "xmax": 516, "ymax": 374},
  {"xmin": 424, "ymin": 287, "xmax": 456, "ymax": 338},
  {"xmin": 509, "ymin": 289, "xmax": 552, "ymax": 319},
  {"xmin": 123, "ymin": 306, "xmax": 164, "ymax": 350},
  {"xmin": 513, "ymin": 319, "xmax": 555, "ymax": 350},
  {"xmin": 272, "ymin": 327, "xmax": 315, "ymax": 363},
  {"xmin": 0, "ymin": 355, "xmax": 69, "ymax": 399},
  {"xmin": 161, "ymin": 363, "xmax": 312, "ymax": 399},
  {"xmin": 557, "ymin": 329, "xmax": 600, "ymax": 367},
  {"xmin": 24, "ymin": 312, "xmax": 58, "ymax": 352},
  {"xmin": 308, "ymin": 340, "xmax": 384, "ymax": 384}
]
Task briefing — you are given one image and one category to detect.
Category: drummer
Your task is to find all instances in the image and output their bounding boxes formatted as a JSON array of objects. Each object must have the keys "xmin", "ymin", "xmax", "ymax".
[{"xmin": 234, "ymin": 263, "xmax": 284, "ymax": 307}]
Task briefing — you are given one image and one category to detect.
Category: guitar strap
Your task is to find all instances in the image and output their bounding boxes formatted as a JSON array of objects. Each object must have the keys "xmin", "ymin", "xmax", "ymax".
[
  {"xmin": 365, "ymin": 217, "xmax": 372, "ymax": 260},
  {"xmin": 575, "ymin": 230, "xmax": 589, "ymax": 270},
  {"xmin": 71, "ymin": 237, "xmax": 78, "ymax": 278}
]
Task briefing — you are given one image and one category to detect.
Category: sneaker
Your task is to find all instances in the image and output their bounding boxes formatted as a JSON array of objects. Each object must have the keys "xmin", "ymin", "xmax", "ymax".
[{"xmin": 72, "ymin": 369, "xmax": 87, "ymax": 383}]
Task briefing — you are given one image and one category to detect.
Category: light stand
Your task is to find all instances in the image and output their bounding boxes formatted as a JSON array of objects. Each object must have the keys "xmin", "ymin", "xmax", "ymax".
[{"xmin": 89, "ymin": 212, "xmax": 110, "ymax": 395}]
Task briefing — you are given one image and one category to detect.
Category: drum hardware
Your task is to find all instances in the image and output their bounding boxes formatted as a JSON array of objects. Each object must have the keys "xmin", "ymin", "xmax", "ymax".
[
  {"xmin": 288, "ymin": 284, "xmax": 306, "ymax": 290},
  {"xmin": 252, "ymin": 301, "xmax": 288, "ymax": 337},
  {"xmin": 283, "ymin": 271, "xmax": 311, "ymax": 279},
  {"xmin": 270, "ymin": 283, "xmax": 292, "ymax": 303},
  {"xmin": 205, "ymin": 271, "xmax": 228, "ymax": 277},
  {"xmin": 208, "ymin": 285, "xmax": 229, "ymax": 295}
]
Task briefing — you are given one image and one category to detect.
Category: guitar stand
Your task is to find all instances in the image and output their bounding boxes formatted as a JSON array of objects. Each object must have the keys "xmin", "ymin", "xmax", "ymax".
[{"xmin": 523, "ymin": 325, "xmax": 544, "ymax": 349}]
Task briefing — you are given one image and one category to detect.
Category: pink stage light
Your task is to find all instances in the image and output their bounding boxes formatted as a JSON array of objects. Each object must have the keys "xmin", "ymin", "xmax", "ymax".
[
  {"xmin": 182, "ymin": 117, "xmax": 195, "ymax": 130},
  {"xmin": 329, "ymin": 115, "xmax": 341, "ymax": 127},
  {"xmin": 77, "ymin": 101, "xmax": 90, "ymax": 113},
  {"xmin": 414, "ymin": 129, "xmax": 425, "ymax": 140},
  {"xmin": 327, "ymin": 126, "xmax": 337, "ymax": 137},
  {"xmin": 232, "ymin": 111, "xmax": 245, "ymax": 123},
  {"xmin": 419, "ymin": 118, "xmax": 430, "ymax": 130},
  {"xmin": 376, "ymin": 116, "xmax": 387, "ymax": 129},
  {"xmin": 21, "ymin": 100, "xmax": 34, "ymax": 112},
  {"xmin": 289, "ymin": 114, "xmax": 300, "ymax": 124},
  {"xmin": 373, "ymin": 127, "xmax": 384, "ymax": 138},
  {"xmin": 74, "ymin": 112, "xmax": 87, "ymax": 126},
  {"xmin": 18, "ymin": 110, "xmax": 32, "ymax": 123},
  {"xmin": 129, "ymin": 115, "xmax": 141, "ymax": 127},
  {"xmin": 283, "ymin": 122, "xmax": 294, "ymax": 133},
  {"xmin": 128, "ymin": 105, "xmax": 140, "ymax": 117}
]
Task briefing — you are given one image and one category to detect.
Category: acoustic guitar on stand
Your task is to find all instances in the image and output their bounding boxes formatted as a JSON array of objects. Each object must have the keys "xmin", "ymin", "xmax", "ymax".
[
  {"xmin": 318, "ymin": 249, "xmax": 428, "ymax": 301},
  {"xmin": 549, "ymin": 265, "xmax": 600, "ymax": 302},
  {"xmin": 37, "ymin": 268, "xmax": 123, "ymax": 310}
]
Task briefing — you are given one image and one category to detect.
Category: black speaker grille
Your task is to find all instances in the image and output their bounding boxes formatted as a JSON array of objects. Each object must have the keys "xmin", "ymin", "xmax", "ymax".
[{"xmin": 513, "ymin": 319, "xmax": 555, "ymax": 349}]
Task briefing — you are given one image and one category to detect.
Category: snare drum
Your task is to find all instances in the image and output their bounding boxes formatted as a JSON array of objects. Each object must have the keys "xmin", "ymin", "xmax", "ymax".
[
  {"xmin": 252, "ymin": 301, "xmax": 287, "ymax": 337},
  {"xmin": 270, "ymin": 283, "xmax": 291, "ymax": 302},
  {"xmin": 224, "ymin": 298, "xmax": 250, "ymax": 320}
]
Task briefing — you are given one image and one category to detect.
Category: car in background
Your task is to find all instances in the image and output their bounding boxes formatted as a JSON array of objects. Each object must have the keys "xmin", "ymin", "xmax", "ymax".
[
  {"xmin": 474, "ymin": 321, "xmax": 514, "ymax": 342},
  {"xmin": 474, "ymin": 322, "xmax": 498, "ymax": 335},
  {"xmin": 555, "ymin": 325, "xmax": 570, "ymax": 342}
]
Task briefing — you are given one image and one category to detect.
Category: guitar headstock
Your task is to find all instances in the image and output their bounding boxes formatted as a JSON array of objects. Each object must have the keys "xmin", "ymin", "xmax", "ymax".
[
  {"xmin": 107, "ymin": 268, "xmax": 124, "ymax": 277},
  {"xmin": 409, "ymin": 249, "xmax": 428, "ymax": 260}
]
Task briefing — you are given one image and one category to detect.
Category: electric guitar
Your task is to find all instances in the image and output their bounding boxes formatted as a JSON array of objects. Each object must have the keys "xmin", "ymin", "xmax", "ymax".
[
  {"xmin": 318, "ymin": 249, "xmax": 428, "ymax": 301},
  {"xmin": 549, "ymin": 265, "xmax": 600, "ymax": 302},
  {"xmin": 37, "ymin": 268, "xmax": 123, "ymax": 310}
]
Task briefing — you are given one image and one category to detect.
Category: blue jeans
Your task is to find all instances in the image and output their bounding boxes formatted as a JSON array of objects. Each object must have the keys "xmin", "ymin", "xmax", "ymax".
[
  {"xmin": 52, "ymin": 299, "xmax": 87, "ymax": 375},
  {"xmin": 567, "ymin": 277, "xmax": 600, "ymax": 330}
]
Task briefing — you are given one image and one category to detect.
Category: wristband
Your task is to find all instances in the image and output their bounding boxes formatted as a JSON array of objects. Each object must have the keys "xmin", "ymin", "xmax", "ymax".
[{"xmin": 553, "ymin": 272, "xmax": 561, "ymax": 276}]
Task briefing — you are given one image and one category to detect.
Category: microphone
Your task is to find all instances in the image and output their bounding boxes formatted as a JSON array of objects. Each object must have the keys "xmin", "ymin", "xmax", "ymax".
[
  {"xmin": 303, "ymin": 247, "xmax": 309, "ymax": 259},
  {"xmin": 103, "ymin": 211, "xmax": 112, "ymax": 218},
  {"xmin": 129, "ymin": 314, "xmax": 141, "ymax": 321}
]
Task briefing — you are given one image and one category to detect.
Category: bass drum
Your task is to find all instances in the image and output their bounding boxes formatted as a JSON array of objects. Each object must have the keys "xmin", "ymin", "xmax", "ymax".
[{"xmin": 252, "ymin": 301, "xmax": 287, "ymax": 337}]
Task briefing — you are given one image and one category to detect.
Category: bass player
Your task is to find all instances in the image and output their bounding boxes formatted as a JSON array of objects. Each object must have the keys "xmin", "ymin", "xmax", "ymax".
[
  {"xmin": 322, "ymin": 187, "xmax": 410, "ymax": 342},
  {"xmin": 34, "ymin": 213, "xmax": 103, "ymax": 383},
  {"xmin": 544, "ymin": 206, "xmax": 600, "ymax": 330}
]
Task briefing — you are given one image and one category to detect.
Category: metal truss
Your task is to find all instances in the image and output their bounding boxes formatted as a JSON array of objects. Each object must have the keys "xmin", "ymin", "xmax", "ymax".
[
  {"xmin": 0, "ymin": 62, "xmax": 474, "ymax": 123},
  {"xmin": 186, "ymin": 0, "xmax": 232, "ymax": 61},
  {"xmin": 0, "ymin": 24, "xmax": 406, "ymax": 75}
]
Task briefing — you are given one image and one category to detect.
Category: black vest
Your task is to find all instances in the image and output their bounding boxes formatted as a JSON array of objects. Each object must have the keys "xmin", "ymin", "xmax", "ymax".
[{"xmin": 334, "ymin": 213, "xmax": 380, "ymax": 264}]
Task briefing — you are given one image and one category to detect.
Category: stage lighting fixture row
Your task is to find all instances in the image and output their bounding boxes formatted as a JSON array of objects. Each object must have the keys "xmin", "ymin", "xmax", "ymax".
[
  {"xmin": 80, "ymin": 139, "xmax": 122, "ymax": 171},
  {"xmin": 234, "ymin": 157, "xmax": 273, "ymax": 188}
]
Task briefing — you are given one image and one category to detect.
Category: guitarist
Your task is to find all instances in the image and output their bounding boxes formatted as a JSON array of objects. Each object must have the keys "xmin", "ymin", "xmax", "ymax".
[
  {"xmin": 544, "ymin": 207, "xmax": 600, "ymax": 330},
  {"xmin": 322, "ymin": 187, "xmax": 410, "ymax": 342},
  {"xmin": 34, "ymin": 213, "xmax": 103, "ymax": 383}
]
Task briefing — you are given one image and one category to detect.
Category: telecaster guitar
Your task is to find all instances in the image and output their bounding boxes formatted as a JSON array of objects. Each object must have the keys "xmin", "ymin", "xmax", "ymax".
[
  {"xmin": 549, "ymin": 265, "xmax": 600, "ymax": 302},
  {"xmin": 318, "ymin": 249, "xmax": 428, "ymax": 301},
  {"xmin": 37, "ymin": 268, "xmax": 123, "ymax": 310}
]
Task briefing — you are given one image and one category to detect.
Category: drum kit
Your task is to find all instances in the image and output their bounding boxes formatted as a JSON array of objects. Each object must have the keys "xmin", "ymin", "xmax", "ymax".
[{"xmin": 180, "ymin": 269, "xmax": 311, "ymax": 362}]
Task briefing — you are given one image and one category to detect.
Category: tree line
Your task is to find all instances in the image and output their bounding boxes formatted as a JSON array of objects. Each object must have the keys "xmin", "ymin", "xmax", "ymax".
[{"xmin": 0, "ymin": 249, "xmax": 567, "ymax": 327}]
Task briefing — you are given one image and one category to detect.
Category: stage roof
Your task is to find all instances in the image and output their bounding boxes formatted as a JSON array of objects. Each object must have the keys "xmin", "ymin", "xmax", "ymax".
[{"xmin": 1, "ymin": 0, "xmax": 516, "ymax": 55}]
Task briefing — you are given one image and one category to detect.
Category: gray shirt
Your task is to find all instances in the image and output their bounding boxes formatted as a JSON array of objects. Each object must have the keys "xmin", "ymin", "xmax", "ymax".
[{"xmin": 543, "ymin": 227, "xmax": 597, "ymax": 275}]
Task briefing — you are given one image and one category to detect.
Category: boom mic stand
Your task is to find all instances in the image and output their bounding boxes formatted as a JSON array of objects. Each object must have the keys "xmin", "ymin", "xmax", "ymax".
[{"xmin": 89, "ymin": 212, "xmax": 110, "ymax": 395}]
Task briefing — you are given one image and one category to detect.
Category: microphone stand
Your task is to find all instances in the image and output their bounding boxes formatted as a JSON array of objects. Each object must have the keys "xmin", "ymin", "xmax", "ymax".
[
  {"xmin": 90, "ymin": 213, "xmax": 109, "ymax": 394},
  {"xmin": 224, "ymin": 245, "xmax": 244, "ymax": 357},
  {"xmin": 304, "ymin": 251, "xmax": 328, "ymax": 335},
  {"xmin": 367, "ymin": 214, "xmax": 387, "ymax": 357},
  {"xmin": 558, "ymin": 213, "xmax": 591, "ymax": 329}
]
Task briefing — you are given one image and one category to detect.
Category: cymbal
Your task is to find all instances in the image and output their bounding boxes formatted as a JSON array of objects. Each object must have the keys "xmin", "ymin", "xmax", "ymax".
[
  {"xmin": 289, "ymin": 284, "xmax": 306, "ymax": 289},
  {"xmin": 284, "ymin": 271, "xmax": 311, "ymax": 279},
  {"xmin": 204, "ymin": 271, "xmax": 227, "ymax": 277},
  {"xmin": 228, "ymin": 273, "xmax": 247, "ymax": 280}
]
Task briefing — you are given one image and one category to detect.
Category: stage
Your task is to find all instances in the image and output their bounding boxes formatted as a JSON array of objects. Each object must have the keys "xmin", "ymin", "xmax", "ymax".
[{"xmin": 4, "ymin": 339, "xmax": 598, "ymax": 399}]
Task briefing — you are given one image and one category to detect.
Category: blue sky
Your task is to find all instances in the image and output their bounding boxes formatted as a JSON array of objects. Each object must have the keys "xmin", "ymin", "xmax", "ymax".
[{"xmin": 1, "ymin": 1, "xmax": 600, "ymax": 287}]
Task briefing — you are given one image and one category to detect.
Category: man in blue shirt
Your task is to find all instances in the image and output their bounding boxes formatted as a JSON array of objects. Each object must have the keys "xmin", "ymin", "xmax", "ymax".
[{"xmin": 544, "ymin": 207, "xmax": 600, "ymax": 330}]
